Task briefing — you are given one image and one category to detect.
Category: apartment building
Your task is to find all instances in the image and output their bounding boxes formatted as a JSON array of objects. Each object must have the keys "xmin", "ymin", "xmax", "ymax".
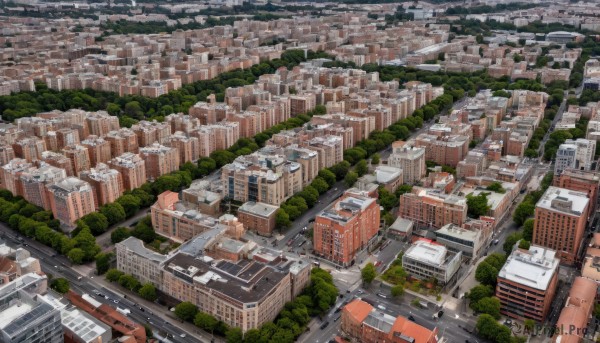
[
  {"xmin": 165, "ymin": 131, "xmax": 200, "ymax": 165},
  {"xmin": 398, "ymin": 187, "xmax": 467, "ymax": 229},
  {"xmin": 0, "ymin": 145, "xmax": 15, "ymax": 167},
  {"xmin": 20, "ymin": 164, "xmax": 66, "ymax": 210},
  {"xmin": 0, "ymin": 273, "xmax": 63, "ymax": 343},
  {"xmin": 116, "ymin": 236, "xmax": 166, "ymax": 288},
  {"xmin": 237, "ymin": 201, "xmax": 279, "ymax": 236},
  {"xmin": 553, "ymin": 169, "xmax": 600, "ymax": 218},
  {"xmin": 533, "ymin": 187, "xmax": 589, "ymax": 265},
  {"xmin": 79, "ymin": 163, "xmax": 124, "ymax": 207},
  {"xmin": 81, "ymin": 135, "xmax": 112, "ymax": 168},
  {"xmin": 47, "ymin": 177, "xmax": 96, "ymax": 228},
  {"xmin": 387, "ymin": 141, "xmax": 426, "ymax": 184},
  {"xmin": 12, "ymin": 137, "xmax": 46, "ymax": 162},
  {"xmin": 41, "ymin": 151, "xmax": 74, "ymax": 176},
  {"xmin": 105, "ymin": 128, "xmax": 139, "ymax": 157},
  {"xmin": 131, "ymin": 120, "xmax": 171, "ymax": 147},
  {"xmin": 415, "ymin": 133, "xmax": 470, "ymax": 167},
  {"xmin": 342, "ymin": 299, "xmax": 439, "ymax": 343},
  {"xmin": 151, "ymin": 191, "xmax": 220, "ymax": 242},
  {"xmin": 221, "ymin": 159, "xmax": 286, "ymax": 206},
  {"xmin": 313, "ymin": 194, "xmax": 380, "ymax": 267},
  {"xmin": 553, "ymin": 277, "xmax": 597, "ymax": 343},
  {"xmin": 496, "ymin": 245, "xmax": 559, "ymax": 322},
  {"xmin": 402, "ymin": 239, "xmax": 461, "ymax": 285},
  {"xmin": 0, "ymin": 158, "xmax": 32, "ymax": 196},
  {"xmin": 139, "ymin": 143, "xmax": 180, "ymax": 180},
  {"xmin": 62, "ymin": 144, "xmax": 91, "ymax": 176},
  {"xmin": 85, "ymin": 111, "xmax": 119, "ymax": 137},
  {"xmin": 115, "ymin": 227, "xmax": 311, "ymax": 332},
  {"xmin": 108, "ymin": 152, "xmax": 147, "ymax": 191},
  {"xmin": 555, "ymin": 139, "xmax": 596, "ymax": 175}
]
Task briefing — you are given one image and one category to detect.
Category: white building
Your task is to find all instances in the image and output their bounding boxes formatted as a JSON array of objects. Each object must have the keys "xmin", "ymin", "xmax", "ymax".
[
  {"xmin": 402, "ymin": 239, "xmax": 461, "ymax": 285},
  {"xmin": 434, "ymin": 223, "xmax": 486, "ymax": 259}
]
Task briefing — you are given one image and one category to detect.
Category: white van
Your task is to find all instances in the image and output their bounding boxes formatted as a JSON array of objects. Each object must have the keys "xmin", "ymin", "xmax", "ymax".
[{"xmin": 377, "ymin": 305, "xmax": 386, "ymax": 311}]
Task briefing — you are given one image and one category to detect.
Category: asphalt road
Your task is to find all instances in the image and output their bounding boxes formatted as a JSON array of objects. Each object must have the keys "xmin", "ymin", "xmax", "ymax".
[
  {"xmin": 0, "ymin": 225, "xmax": 213, "ymax": 343},
  {"xmin": 300, "ymin": 284, "xmax": 479, "ymax": 343}
]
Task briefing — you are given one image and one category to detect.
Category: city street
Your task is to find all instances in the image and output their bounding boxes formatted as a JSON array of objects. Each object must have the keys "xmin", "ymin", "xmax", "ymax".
[{"xmin": 0, "ymin": 225, "xmax": 213, "ymax": 343}]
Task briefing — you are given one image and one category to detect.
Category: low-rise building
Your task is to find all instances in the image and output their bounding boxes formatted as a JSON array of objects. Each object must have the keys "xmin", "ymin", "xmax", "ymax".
[
  {"xmin": 116, "ymin": 237, "xmax": 167, "ymax": 288},
  {"xmin": 496, "ymin": 245, "xmax": 559, "ymax": 322},
  {"xmin": 342, "ymin": 299, "xmax": 439, "ymax": 343},
  {"xmin": 402, "ymin": 239, "xmax": 461, "ymax": 285},
  {"xmin": 434, "ymin": 223, "xmax": 485, "ymax": 259},
  {"xmin": 553, "ymin": 277, "xmax": 597, "ymax": 343},
  {"xmin": 237, "ymin": 201, "xmax": 279, "ymax": 237}
]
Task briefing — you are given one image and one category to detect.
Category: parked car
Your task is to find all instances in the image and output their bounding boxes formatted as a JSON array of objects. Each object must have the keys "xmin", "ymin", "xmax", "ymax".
[{"xmin": 320, "ymin": 322, "xmax": 330, "ymax": 330}]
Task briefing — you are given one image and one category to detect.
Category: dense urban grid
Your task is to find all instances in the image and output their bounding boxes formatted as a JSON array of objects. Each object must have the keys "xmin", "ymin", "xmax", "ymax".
[{"xmin": 2, "ymin": 0, "xmax": 600, "ymax": 343}]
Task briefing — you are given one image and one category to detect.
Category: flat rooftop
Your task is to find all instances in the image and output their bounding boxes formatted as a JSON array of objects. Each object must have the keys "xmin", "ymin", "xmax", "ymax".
[
  {"xmin": 536, "ymin": 186, "xmax": 589, "ymax": 216},
  {"xmin": 238, "ymin": 201, "xmax": 279, "ymax": 217},
  {"xmin": 404, "ymin": 240, "xmax": 448, "ymax": 266},
  {"xmin": 498, "ymin": 244, "xmax": 559, "ymax": 291}
]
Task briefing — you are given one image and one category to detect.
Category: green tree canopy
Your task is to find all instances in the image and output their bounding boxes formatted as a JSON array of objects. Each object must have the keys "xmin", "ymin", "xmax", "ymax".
[
  {"xmin": 138, "ymin": 283, "xmax": 158, "ymax": 301},
  {"xmin": 361, "ymin": 263, "xmax": 377, "ymax": 285},
  {"xmin": 50, "ymin": 278, "xmax": 70, "ymax": 294},
  {"xmin": 175, "ymin": 302, "xmax": 198, "ymax": 322},
  {"xmin": 466, "ymin": 192, "xmax": 491, "ymax": 218}
]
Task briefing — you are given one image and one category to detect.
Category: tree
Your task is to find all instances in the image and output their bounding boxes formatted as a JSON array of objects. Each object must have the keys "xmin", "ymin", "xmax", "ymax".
[
  {"xmin": 106, "ymin": 269, "xmax": 124, "ymax": 282},
  {"xmin": 138, "ymin": 283, "xmax": 158, "ymax": 301},
  {"xmin": 101, "ymin": 202, "xmax": 126, "ymax": 226},
  {"xmin": 111, "ymin": 227, "xmax": 131, "ymax": 244},
  {"xmin": 521, "ymin": 218, "xmax": 535, "ymax": 241},
  {"xmin": 275, "ymin": 209, "xmax": 291, "ymax": 229},
  {"xmin": 371, "ymin": 153, "xmax": 380, "ymax": 165},
  {"xmin": 486, "ymin": 182, "xmax": 505, "ymax": 193},
  {"xmin": 476, "ymin": 34, "xmax": 484, "ymax": 44},
  {"xmin": 131, "ymin": 216, "xmax": 156, "ymax": 243},
  {"xmin": 476, "ymin": 314, "xmax": 500, "ymax": 341},
  {"xmin": 504, "ymin": 232, "xmax": 523, "ymax": 255},
  {"xmin": 310, "ymin": 177, "xmax": 329, "ymax": 194},
  {"xmin": 67, "ymin": 248, "xmax": 85, "ymax": 264},
  {"xmin": 117, "ymin": 195, "xmax": 141, "ymax": 218},
  {"xmin": 50, "ymin": 278, "xmax": 70, "ymax": 294},
  {"xmin": 95, "ymin": 252, "xmax": 113, "ymax": 275},
  {"xmin": 361, "ymin": 263, "xmax": 377, "ymax": 285},
  {"xmin": 329, "ymin": 161, "xmax": 351, "ymax": 181},
  {"xmin": 391, "ymin": 284, "xmax": 404, "ymax": 297},
  {"xmin": 318, "ymin": 169, "xmax": 337, "ymax": 187},
  {"xmin": 73, "ymin": 227, "xmax": 100, "ymax": 261},
  {"xmin": 518, "ymin": 240, "xmax": 531, "ymax": 250},
  {"xmin": 344, "ymin": 171, "xmax": 359, "ymax": 187},
  {"xmin": 513, "ymin": 201, "xmax": 535, "ymax": 226},
  {"xmin": 466, "ymin": 192, "xmax": 491, "ymax": 218},
  {"xmin": 524, "ymin": 319, "xmax": 536, "ymax": 333},
  {"xmin": 175, "ymin": 302, "xmax": 198, "ymax": 322},
  {"xmin": 467, "ymin": 284, "xmax": 494, "ymax": 308},
  {"xmin": 475, "ymin": 262, "xmax": 500, "ymax": 286},
  {"xmin": 355, "ymin": 159, "xmax": 369, "ymax": 176},
  {"xmin": 473, "ymin": 296, "xmax": 501, "ymax": 319},
  {"xmin": 118, "ymin": 274, "xmax": 140, "ymax": 291},
  {"xmin": 226, "ymin": 328, "xmax": 244, "ymax": 343},
  {"xmin": 81, "ymin": 212, "xmax": 109, "ymax": 236},
  {"xmin": 194, "ymin": 312, "xmax": 218, "ymax": 331}
]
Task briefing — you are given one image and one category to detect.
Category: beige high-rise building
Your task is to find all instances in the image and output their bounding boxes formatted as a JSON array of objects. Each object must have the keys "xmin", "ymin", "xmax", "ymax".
[
  {"xmin": 387, "ymin": 141, "xmax": 427, "ymax": 184},
  {"xmin": 12, "ymin": 137, "xmax": 46, "ymax": 163},
  {"xmin": 55, "ymin": 128, "xmax": 80, "ymax": 150},
  {"xmin": 221, "ymin": 161, "xmax": 286, "ymax": 206},
  {"xmin": 41, "ymin": 151, "xmax": 74, "ymax": 176},
  {"xmin": 63, "ymin": 144, "xmax": 91, "ymax": 176},
  {"xmin": 20, "ymin": 164, "xmax": 67, "ymax": 210},
  {"xmin": 80, "ymin": 163, "xmax": 124, "ymax": 207},
  {"xmin": 131, "ymin": 120, "xmax": 171, "ymax": 148},
  {"xmin": 1, "ymin": 158, "xmax": 33, "ymax": 196},
  {"xmin": 533, "ymin": 187, "xmax": 590, "ymax": 265},
  {"xmin": 165, "ymin": 132, "xmax": 199, "ymax": 165},
  {"xmin": 81, "ymin": 135, "xmax": 112, "ymax": 168},
  {"xmin": 0, "ymin": 145, "xmax": 15, "ymax": 167},
  {"xmin": 139, "ymin": 143, "xmax": 180, "ymax": 180},
  {"xmin": 47, "ymin": 177, "xmax": 96, "ymax": 227},
  {"xmin": 105, "ymin": 128, "xmax": 139, "ymax": 157},
  {"xmin": 85, "ymin": 111, "xmax": 119, "ymax": 137},
  {"xmin": 108, "ymin": 153, "xmax": 147, "ymax": 191}
]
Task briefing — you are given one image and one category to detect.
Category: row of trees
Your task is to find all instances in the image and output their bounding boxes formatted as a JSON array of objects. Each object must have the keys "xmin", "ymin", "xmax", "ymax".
[
  {"xmin": 105, "ymin": 268, "xmax": 158, "ymax": 301},
  {"xmin": 173, "ymin": 268, "xmax": 338, "ymax": 343},
  {"xmin": 512, "ymin": 171, "xmax": 553, "ymax": 226},
  {"xmin": 476, "ymin": 314, "xmax": 526, "ymax": 343}
]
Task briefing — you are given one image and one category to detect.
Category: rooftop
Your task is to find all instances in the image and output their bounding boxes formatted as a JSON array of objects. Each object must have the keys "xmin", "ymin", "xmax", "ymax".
[
  {"xmin": 404, "ymin": 240, "xmax": 450, "ymax": 267},
  {"xmin": 435, "ymin": 223, "xmax": 480, "ymax": 242},
  {"xmin": 238, "ymin": 201, "xmax": 279, "ymax": 218},
  {"xmin": 117, "ymin": 237, "xmax": 167, "ymax": 264},
  {"xmin": 536, "ymin": 186, "xmax": 589, "ymax": 216},
  {"xmin": 498, "ymin": 244, "xmax": 560, "ymax": 291}
]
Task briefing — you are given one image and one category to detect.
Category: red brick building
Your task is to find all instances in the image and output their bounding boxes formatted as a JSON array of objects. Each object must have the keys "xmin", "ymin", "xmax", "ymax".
[{"xmin": 313, "ymin": 193, "xmax": 380, "ymax": 266}]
